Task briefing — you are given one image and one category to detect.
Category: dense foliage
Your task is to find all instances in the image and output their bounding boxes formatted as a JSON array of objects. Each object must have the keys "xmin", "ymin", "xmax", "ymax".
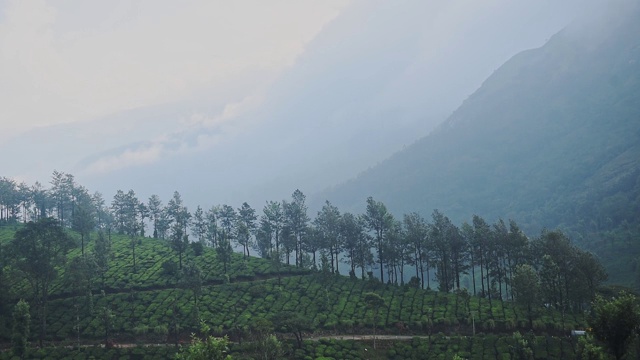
[
  {"xmin": 316, "ymin": 3, "xmax": 640, "ymax": 288},
  {"xmin": 2, "ymin": 7, "xmax": 639, "ymax": 355},
  {"xmin": 0, "ymin": 170, "xmax": 624, "ymax": 358}
]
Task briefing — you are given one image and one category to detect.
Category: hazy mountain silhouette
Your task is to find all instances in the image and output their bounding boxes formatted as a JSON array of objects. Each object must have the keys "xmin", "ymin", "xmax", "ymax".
[{"xmin": 317, "ymin": 1, "xmax": 640, "ymax": 254}]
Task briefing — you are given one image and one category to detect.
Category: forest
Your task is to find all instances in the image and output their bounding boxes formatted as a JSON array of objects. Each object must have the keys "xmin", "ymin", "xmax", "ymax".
[
  {"xmin": 0, "ymin": 172, "xmax": 636, "ymax": 359},
  {"xmin": 1, "ymin": 1, "xmax": 639, "ymax": 359}
]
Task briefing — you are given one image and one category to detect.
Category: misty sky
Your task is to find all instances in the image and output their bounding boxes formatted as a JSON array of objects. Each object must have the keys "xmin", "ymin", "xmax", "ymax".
[
  {"xmin": 0, "ymin": 0, "xmax": 347, "ymax": 139},
  {"xmin": 0, "ymin": 0, "xmax": 599, "ymax": 207}
]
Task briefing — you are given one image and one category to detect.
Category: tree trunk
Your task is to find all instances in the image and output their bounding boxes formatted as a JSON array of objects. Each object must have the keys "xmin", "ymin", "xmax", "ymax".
[
  {"xmin": 378, "ymin": 238, "xmax": 384, "ymax": 283},
  {"xmin": 132, "ymin": 240, "xmax": 137, "ymax": 273}
]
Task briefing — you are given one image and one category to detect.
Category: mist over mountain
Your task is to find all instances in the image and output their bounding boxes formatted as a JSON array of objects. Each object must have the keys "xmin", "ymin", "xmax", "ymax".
[
  {"xmin": 316, "ymin": 1, "xmax": 640, "ymax": 283},
  {"xmin": 1, "ymin": 1, "xmax": 588, "ymax": 209}
]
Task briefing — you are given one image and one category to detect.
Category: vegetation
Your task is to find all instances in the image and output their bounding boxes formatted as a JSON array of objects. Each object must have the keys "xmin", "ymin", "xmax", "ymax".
[
  {"xmin": 10, "ymin": 217, "xmax": 74, "ymax": 346},
  {"xmin": 1, "ymin": 6, "xmax": 639, "ymax": 356},
  {"xmin": 11, "ymin": 299, "xmax": 30, "ymax": 359},
  {"xmin": 175, "ymin": 321, "xmax": 232, "ymax": 360},
  {"xmin": 316, "ymin": 2, "xmax": 640, "ymax": 289},
  {"xmin": 0, "ymin": 170, "xmax": 628, "ymax": 358},
  {"xmin": 589, "ymin": 292, "xmax": 640, "ymax": 360}
]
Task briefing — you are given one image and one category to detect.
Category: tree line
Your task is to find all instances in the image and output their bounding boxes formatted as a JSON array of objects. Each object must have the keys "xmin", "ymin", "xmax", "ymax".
[{"xmin": 1, "ymin": 171, "xmax": 607, "ymax": 311}]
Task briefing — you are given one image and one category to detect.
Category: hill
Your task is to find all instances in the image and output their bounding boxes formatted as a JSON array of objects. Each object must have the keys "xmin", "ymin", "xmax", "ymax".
[
  {"xmin": 1, "ymin": 2, "xmax": 585, "ymax": 211},
  {"xmin": 316, "ymin": 2, "xmax": 640, "ymax": 286},
  {"xmin": 0, "ymin": 225, "xmax": 590, "ymax": 359}
]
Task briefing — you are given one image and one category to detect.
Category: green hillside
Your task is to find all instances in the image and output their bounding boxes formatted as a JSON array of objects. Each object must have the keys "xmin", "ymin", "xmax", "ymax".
[
  {"xmin": 3, "ymin": 4, "xmax": 640, "ymax": 358},
  {"xmin": 318, "ymin": 3, "xmax": 640, "ymax": 287},
  {"xmin": 0, "ymin": 228, "xmax": 582, "ymax": 339},
  {"xmin": 0, "ymin": 225, "xmax": 602, "ymax": 359}
]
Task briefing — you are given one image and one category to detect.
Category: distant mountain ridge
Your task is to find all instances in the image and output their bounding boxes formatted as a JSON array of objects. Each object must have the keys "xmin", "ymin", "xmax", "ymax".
[{"xmin": 317, "ymin": 2, "xmax": 640, "ymax": 284}]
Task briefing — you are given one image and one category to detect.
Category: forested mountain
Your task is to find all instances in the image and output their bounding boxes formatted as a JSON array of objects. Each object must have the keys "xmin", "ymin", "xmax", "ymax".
[
  {"xmin": 1, "ymin": 1, "xmax": 583, "ymax": 210},
  {"xmin": 317, "ymin": 3, "xmax": 640, "ymax": 285}
]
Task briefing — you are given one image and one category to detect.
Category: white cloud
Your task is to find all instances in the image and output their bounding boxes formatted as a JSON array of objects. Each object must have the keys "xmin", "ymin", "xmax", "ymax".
[
  {"xmin": 181, "ymin": 95, "xmax": 263, "ymax": 129},
  {"xmin": 83, "ymin": 144, "xmax": 164, "ymax": 175},
  {"xmin": 82, "ymin": 92, "xmax": 261, "ymax": 174},
  {"xmin": 0, "ymin": 0, "xmax": 349, "ymax": 140}
]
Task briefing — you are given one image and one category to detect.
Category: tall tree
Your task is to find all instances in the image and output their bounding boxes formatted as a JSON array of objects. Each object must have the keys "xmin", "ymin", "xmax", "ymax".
[
  {"xmin": 404, "ymin": 212, "xmax": 429, "ymax": 289},
  {"xmin": 191, "ymin": 206, "xmax": 206, "ymax": 244},
  {"xmin": 17, "ymin": 181, "xmax": 32, "ymax": 223},
  {"xmin": 314, "ymin": 201, "xmax": 342, "ymax": 273},
  {"xmin": 590, "ymin": 292, "xmax": 640, "ymax": 360},
  {"xmin": 302, "ymin": 225, "xmax": 322, "ymax": 269},
  {"xmin": 534, "ymin": 231, "xmax": 576, "ymax": 310},
  {"xmin": 0, "ymin": 177, "xmax": 20, "ymax": 223},
  {"xmin": 147, "ymin": 194, "xmax": 163, "ymax": 238},
  {"xmin": 284, "ymin": 190, "xmax": 309, "ymax": 267},
  {"xmin": 505, "ymin": 220, "xmax": 530, "ymax": 300},
  {"xmin": 167, "ymin": 191, "xmax": 190, "ymax": 234},
  {"xmin": 364, "ymin": 292, "xmax": 386, "ymax": 350},
  {"xmin": 94, "ymin": 230, "xmax": 111, "ymax": 288},
  {"xmin": 205, "ymin": 206, "xmax": 220, "ymax": 247},
  {"xmin": 218, "ymin": 205, "xmax": 236, "ymax": 243},
  {"xmin": 254, "ymin": 220, "xmax": 273, "ymax": 259},
  {"xmin": 12, "ymin": 299, "xmax": 30, "ymax": 359},
  {"xmin": 340, "ymin": 212, "xmax": 367, "ymax": 278},
  {"xmin": 490, "ymin": 219, "xmax": 509, "ymax": 299},
  {"xmin": 10, "ymin": 218, "xmax": 75, "ymax": 346},
  {"xmin": 511, "ymin": 264, "xmax": 540, "ymax": 328},
  {"xmin": 123, "ymin": 190, "xmax": 141, "ymax": 272},
  {"xmin": 99, "ymin": 305, "xmax": 114, "ymax": 348},
  {"xmin": 91, "ymin": 192, "xmax": 110, "ymax": 230},
  {"xmin": 539, "ymin": 254, "xmax": 562, "ymax": 309},
  {"xmin": 217, "ymin": 205, "xmax": 236, "ymax": 274},
  {"xmin": 68, "ymin": 183, "xmax": 93, "ymax": 230},
  {"xmin": 363, "ymin": 197, "xmax": 393, "ymax": 283},
  {"xmin": 575, "ymin": 251, "xmax": 608, "ymax": 303},
  {"xmin": 111, "ymin": 190, "xmax": 138, "ymax": 235},
  {"xmin": 137, "ymin": 201, "xmax": 149, "ymax": 237},
  {"xmin": 64, "ymin": 253, "xmax": 97, "ymax": 320},
  {"xmin": 280, "ymin": 225, "xmax": 295, "ymax": 265},
  {"xmin": 448, "ymin": 219, "xmax": 467, "ymax": 290},
  {"xmin": 472, "ymin": 215, "xmax": 491, "ymax": 297},
  {"xmin": 429, "ymin": 210, "xmax": 462, "ymax": 292},
  {"xmin": 460, "ymin": 222, "xmax": 475, "ymax": 294},
  {"xmin": 156, "ymin": 208, "xmax": 172, "ymax": 240},
  {"xmin": 236, "ymin": 202, "xmax": 257, "ymax": 257},
  {"xmin": 72, "ymin": 204, "xmax": 95, "ymax": 256},
  {"xmin": 31, "ymin": 182, "xmax": 49, "ymax": 220},
  {"xmin": 383, "ymin": 219, "xmax": 406, "ymax": 284},
  {"xmin": 262, "ymin": 201, "xmax": 284, "ymax": 253},
  {"xmin": 171, "ymin": 221, "xmax": 189, "ymax": 270},
  {"xmin": 50, "ymin": 171, "xmax": 72, "ymax": 226},
  {"xmin": 272, "ymin": 311, "xmax": 313, "ymax": 349},
  {"xmin": 181, "ymin": 261, "xmax": 202, "ymax": 324}
]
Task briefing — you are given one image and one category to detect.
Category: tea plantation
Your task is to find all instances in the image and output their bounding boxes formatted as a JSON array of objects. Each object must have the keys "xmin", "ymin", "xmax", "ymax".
[{"xmin": 0, "ymin": 226, "xmax": 621, "ymax": 359}]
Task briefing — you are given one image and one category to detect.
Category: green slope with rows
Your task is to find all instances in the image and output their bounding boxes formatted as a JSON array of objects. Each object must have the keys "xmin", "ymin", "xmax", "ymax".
[{"xmin": 0, "ymin": 225, "xmax": 588, "ymax": 360}]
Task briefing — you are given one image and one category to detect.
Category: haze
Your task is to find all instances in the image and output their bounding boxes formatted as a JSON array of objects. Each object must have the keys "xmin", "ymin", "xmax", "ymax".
[{"xmin": 0, "ymin": 0, "xmax": 596, "ymax": 208}]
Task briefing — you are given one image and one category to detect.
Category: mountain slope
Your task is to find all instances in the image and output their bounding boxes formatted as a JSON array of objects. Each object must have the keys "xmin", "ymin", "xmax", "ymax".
[
  {"xmin": 2, "ymin": 2, "xmax": 588, "ymax": 211},
  {"xmin": 317, "ymin": 2, "xmax": 640, "ymax": 284}
]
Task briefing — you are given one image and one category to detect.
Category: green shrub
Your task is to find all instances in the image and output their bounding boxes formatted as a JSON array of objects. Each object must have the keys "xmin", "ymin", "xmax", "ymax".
[
  {"xmin": 504, "ymin": 319, "xmax": 516, "ymax": 330},
  {"xmin": 134, "ymin": 325, "xmax": 149, "ymax": 335},
  {"xmin": 483, "ymin": 319, "xmax": 496, "ymax": 331},
  {"xmin": 190, "ymin": 242, "xmax": 204, "ymax": 256},
  {"xmin": 161, "ymin": 261, "xmax": 178, "ymax": 276},
  {"xmin": 532, "ymin": 320, "xmax": 545, "ymax": 331},
  {"xmin": 153, "ymin": 324, "xmax": 168, "ymax": 336}
]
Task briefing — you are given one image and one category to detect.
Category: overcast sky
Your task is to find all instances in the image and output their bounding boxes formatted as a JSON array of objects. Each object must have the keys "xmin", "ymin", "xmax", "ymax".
[
  {"xmin": 0, "ymin": 0, "xmax": 347, "ymax": 140},
  {"xmin": 0, "ymin": 0, "xmax": 600, "ymax": 206}
]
